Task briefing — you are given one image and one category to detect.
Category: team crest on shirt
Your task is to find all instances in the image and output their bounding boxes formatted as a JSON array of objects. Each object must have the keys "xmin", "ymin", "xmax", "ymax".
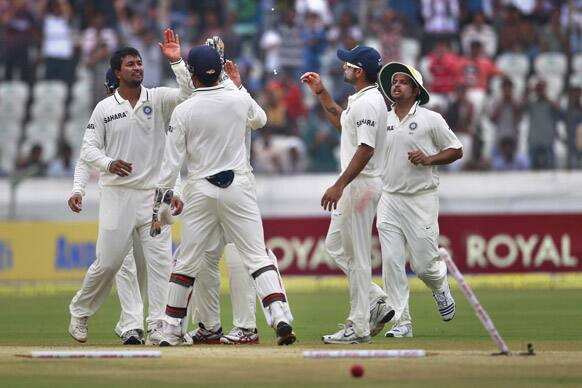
[
  {"xmin": 143, "ymin": 105, "xmax": 153, "ymax": 115},
  {"xmin": 409, "ymin": 122, "xmax": 417, "ymax": 130}
]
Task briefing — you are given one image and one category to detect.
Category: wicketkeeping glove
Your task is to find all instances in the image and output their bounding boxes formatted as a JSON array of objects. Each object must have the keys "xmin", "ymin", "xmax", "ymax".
[{"xmin": 150, "ymin": 188, "xmax": 174, "ymax": 237}]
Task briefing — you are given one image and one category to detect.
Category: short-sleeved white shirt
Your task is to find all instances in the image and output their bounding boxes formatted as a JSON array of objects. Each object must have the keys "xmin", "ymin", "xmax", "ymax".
[
  {"xmin": 383, "ymin": 102, "xmax": 462, "ymax": 194},
  {"xmin": 339, "ymin": 85, "xmax": 388, "ymax": 178}
]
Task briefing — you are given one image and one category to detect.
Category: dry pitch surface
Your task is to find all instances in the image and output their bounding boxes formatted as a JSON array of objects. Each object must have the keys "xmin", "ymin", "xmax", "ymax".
[{"xmin": 1, "ymin": 345, "xmax": 582, "ymax": 387}]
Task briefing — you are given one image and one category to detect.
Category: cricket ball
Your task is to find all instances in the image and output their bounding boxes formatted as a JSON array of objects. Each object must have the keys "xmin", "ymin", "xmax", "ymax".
[{"xmin": 350, "ymin": 364, "xmax": 364, "ymax": 378}]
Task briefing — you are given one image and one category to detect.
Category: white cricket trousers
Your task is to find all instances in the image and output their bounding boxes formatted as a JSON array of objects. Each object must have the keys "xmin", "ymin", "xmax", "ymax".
[
  {"xmin": 70, "ymin": 186, "xmax": 173, "ymax": 330},
  {"xmin": 114, "ymin": 249, "xmax": 146, "ymax": 336},
  {"xmin": 325, "ymin": 175, "xmax": 384, "ymax": 337},
  {"xmin": 376, "ymin": 190, "xmax": 448, "ymax": 327},
  {"xmin": 167, "ymin": 173, "xmax": 290, "ymax": 327},
  {"xmin": 190, "ymin": 242, "xmax": 258, "ymax": 331}
]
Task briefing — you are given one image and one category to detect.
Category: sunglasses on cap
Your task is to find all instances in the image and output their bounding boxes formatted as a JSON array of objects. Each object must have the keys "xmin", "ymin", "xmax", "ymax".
[{"xmin": 343, "ymin": 62, "xmax": 361, "ymax": 70}]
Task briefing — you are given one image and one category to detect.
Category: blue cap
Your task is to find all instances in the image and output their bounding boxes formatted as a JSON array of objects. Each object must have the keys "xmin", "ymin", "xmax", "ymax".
[
  {"xmin": 105, "ymin": 68, "xmax": 119, "ymax": 91},
  {"xmin": 187, "ymin": 45, "xmax": 222, "ymax": 85},
  {"xmin": 337, "ymin": 46, "xmax": 382, "ymax": 82}
]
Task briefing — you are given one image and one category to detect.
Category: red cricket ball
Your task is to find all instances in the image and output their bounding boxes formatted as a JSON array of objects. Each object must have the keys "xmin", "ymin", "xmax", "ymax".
[{"xmin": 350, "ymin": 364, "xmax": 364, "ymax": 378}]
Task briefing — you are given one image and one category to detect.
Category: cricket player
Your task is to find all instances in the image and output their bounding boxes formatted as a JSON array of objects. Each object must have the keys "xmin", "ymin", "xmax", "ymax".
[
  {"xmin": 377, "ymin": 62, "xmax": 462, "ymax": 338},
  {"xmin": 185, "ymin": 54, "xmax": 266, "ymax": 345},
  {"xmin": 155, "ymin": 45, "xmax": 295, "ymax": 346},
  {"xmin": 67, "ymin": 69, "xmax": 147, "ymax": 345},
  {"xmin": 301, "ymin": 46, "xmax": 395, "ymax": 344},
  {"xmin": 68, "ymin": 28, "xmax": 193, "ymax": 345}
]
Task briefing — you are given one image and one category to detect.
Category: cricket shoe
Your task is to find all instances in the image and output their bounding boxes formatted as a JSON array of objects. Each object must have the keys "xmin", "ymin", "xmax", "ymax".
[
  {"xmin": 322, "ymin": 323, "xmax": 371, "ymax": 344},
  {"xmin": 68, "ymin": 316, "xmax": 88, "ymax": 343},
  {"xmin": 159, "ymin": 324, "xmax": 193, "ymax": 347},
  {"xmin": 121, "ymin": 329, "xmax": 145, "ymax": 345},
  {"xmin": 275, "ymin": 321, "xmax": 297, "ymax": 346},
  {"xmin": 369, "ymin": 300, "xmax": 396, "ymax": 337},
  {"xmin": 145, "ymin": 328, "xmax": 163, "ymax": 346},
  {"xmin": 433, "ymin": 285, "xmax": 456, "ymax": 321},
  {"xmin": 220, "ymin": 327, "xmax": 260, "ymax": 345},
  {"xmin": 188, "ymin": 323, "xmax": 223, "ymax": 345},
  {"xmin": 385, "ymin": 324, "xmax": 413, "ymax": 338}
]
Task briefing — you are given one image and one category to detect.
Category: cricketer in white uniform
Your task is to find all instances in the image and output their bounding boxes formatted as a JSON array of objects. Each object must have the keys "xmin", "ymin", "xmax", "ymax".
[
  {"xmin": 68, "ymin": 29, "xmax": 192, "ymax": 344},
  {"xmin": 155, "ymin": 45, "xmax": 295, "ymax": 346},
  {"xmin": 377, "ymin": 62, "xmax": 463, "ymax": 338},
  {"xmin": 301, "ymin": 46, "xmax": 395, "ymax": 344},
  {"xmin": 185, "ymin": 56, "xmax": 269, "ymax": 345},
  {"xmin": 67, "ymin": 68, "xmax": 177, "ymax": 345}
]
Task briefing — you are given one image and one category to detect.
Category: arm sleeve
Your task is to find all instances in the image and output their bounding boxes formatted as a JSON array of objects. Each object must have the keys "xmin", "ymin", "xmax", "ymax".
[
  {"xmin": 158, "ymin": 59, "xmax": 194, "ymax": 120},
  {"xmin": 158, "ymin": 113, "xmax": 187, "ymax": 190},
  {"xmin": 245, "ymin": 92, "xmax": 267, "ymax": 130},
  {"xmin": 353, "ymin": 99, "xmax": 381, "ymax": 149},
  {"xmin": 431, "ymin": 113, "xmax": 463, "ymax": 150},
  {"xmin": 80, "ymin": 105, "xmax": 114, "ymax": 172},
  {"xmin": 71, "ymin": 158, "xmax": 93, "ymax": 196}
]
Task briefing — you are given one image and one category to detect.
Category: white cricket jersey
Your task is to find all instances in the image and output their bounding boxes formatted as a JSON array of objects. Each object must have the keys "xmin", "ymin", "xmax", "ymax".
[
  {"xmin": 80, "ymin": 59, "xmax": 193, "ymax": 190},
  {"xmin": 383, "ymin": 102, "xmax": 462, "ymax": 194},
  {"xmin": 158, "ymin": 84, "xmax": 266, "ymax": 189},
  {"xmin": 339, "ymin": 85, "xmax": 388, "ymax": 178}
]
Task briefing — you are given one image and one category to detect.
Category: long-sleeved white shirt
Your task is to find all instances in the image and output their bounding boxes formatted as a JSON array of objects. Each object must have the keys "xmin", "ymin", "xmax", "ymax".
[
  {"xmin": 79, "ymin": 59, "xmax": 193, "ymax": 190},
  {"xmin": 158, "ymin": 84, "xmax": 266, "ymax": 190}
]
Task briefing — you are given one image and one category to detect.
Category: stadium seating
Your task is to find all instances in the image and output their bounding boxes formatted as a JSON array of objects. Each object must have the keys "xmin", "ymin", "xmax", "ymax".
[
  {"xmin": 0, "ymin": 122, "xmax": 21, "ymax": 173},
  {"xmin": 0, "ymin": 80, "xmax": 29, "ymax": 124},
  {"xmin": 400, "ymin": 38, "xmax": 421, "ymax": 68},
  {"xmin": 534, "ymin": 52, "xmax": 568, "ymax": 101},
  {"xmin": 64, "ymin": 119, "xmax": 88, "ymax": 154}
]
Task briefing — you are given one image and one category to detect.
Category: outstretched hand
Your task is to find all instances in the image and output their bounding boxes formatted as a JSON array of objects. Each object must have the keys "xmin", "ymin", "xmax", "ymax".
[{"xmin": 159, "ymin": 28, "xmax": 181, "ymax": 63}]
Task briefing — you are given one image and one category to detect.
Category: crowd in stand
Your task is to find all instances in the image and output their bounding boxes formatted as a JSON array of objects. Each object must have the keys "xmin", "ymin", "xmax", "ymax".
[{"xmin": 2, "ymin": 0, "xmax": 582, "ymax": 179}]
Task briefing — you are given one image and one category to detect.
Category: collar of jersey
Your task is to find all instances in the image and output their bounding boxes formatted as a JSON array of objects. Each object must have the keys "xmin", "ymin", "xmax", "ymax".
[
  {"xmin": 193, "ymin": 84, "xmax": 225, "ymax": 93},
  {"xmin": 349, "ymin": 84, "xmax": 377, "ymax": 102},
  {"xmin": 390, "ymin": 100, "xmax": 419, "ymax": 119},
  {"xmin": 113, "ymin": 85, "xmax": 148, "ymax": 105}
]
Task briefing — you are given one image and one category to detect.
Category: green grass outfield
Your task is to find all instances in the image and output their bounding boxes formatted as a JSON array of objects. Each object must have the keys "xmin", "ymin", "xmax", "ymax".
[{"xmin": 0, "ymin": 285, "xmax": 581, "ymax": 387}]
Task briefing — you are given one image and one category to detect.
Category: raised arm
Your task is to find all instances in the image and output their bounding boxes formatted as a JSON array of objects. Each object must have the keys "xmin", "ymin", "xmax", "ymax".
[{"xmin": 300, "ymin": 72, "xmax": 343, "ymax": 131}]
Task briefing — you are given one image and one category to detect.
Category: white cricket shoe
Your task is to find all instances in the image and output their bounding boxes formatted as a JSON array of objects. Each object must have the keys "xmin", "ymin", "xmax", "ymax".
[
  {"xmin": 369, "ymin": 301, "xmax": 395, "ymax": 337},
  {"xmin": 384, "ymin": 324, "xmax": 413, "ymax": 338},
  {"xmin": 433, "ymin": 285, "xmax": 456, "ymax": 321},
  {"xmin": 159, "ymin": 323, "xmax": 193, "ymax": 347},
  {"xmin": 68, "ymin": 316, "xmax": 88, "ymax": 343},
  {"xmin": 220, "ymin": 327, "xmax": 260, "ymax": 345},
  {"xmin": 322, "ymin": 323, "xmax": 371, "ymax": 344},
  {"xmin": 121, "ymin": 329, "xmax": 145, "ymax": 345},
  {"xmin": 145, "ymin": 328, "xmax": 163, "ymax": 346}
]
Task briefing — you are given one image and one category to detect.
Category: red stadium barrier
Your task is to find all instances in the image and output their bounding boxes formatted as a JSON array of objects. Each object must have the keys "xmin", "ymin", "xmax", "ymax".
[{"xmin": 263, "ymin": 214, "xmax": 582, "ymax": 275}]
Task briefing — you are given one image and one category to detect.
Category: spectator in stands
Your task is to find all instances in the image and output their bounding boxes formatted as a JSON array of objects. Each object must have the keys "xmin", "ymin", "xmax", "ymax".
[
  {"xmin": 277, "ymin": 9, "xmax": 304, "ymax": 80},
  {"xmin": 327, "ymin": 11, "xmax": 363, "ymax": 50},
  {"xmin": 302, "ymin": 12, "xmax": 326, "ymax": 74},
  {"xmin": 564, "ymin": 86, "xmax": 582, "ymax": 169},
  {"xmin": 446, "ymin": 84, "xmax": 475, "ymax": 170},
  {"xmin": 81, "ymin": 11, "xmax": 118, "ymax": 107},
  {"xmin": 39, "ymin": 0, "xmax": 76, "ymax": 86},
  {"xmin": 457, "ymin": 40, "xmax": 502, "ymax": 118},
  {"xmin": 303, "ymin": 105, "xmax": 340, "ymax": 172},
  {"xmin": 15, "ymin": 144, "xmax": 47, "ymax": 177},
  {"xmin": 489, "ymin": 77, "xmax": 524, "ymax": 147},
  {"xmin": 526, "ymin": 79, "xmax": 560, "ymax": 169},
  {"xmin": 460, "ymin": 11, "xmax": 497, "ymax": 57},
  {"xmin": 560, "ymin": 0, "xmax": 582, "ymax": 53},
  {"xmin": 278, "ymin": 68, "xmax": 307, "ymax": 130},
  {"xmin": 421, "ymin": 0, "xmax": 460, "ymax": 52},
  {"xmin": 370, "ymin": 10, "xmax": 404, "ymax": 64},
  {"xmin": 538, "ymin": 8, "xmax": 567, "ymax": 53},
  {"xmin": 492, "ymin": 137, "xmax": 530, "ymax": 171},
  {"xmin": 0, "ymin": 0, "xmax": 37, "ymax": 84},
  {"xmin": 251, "ymin": 129, "xmax": 283, "ymax": 174},
  {"xmin": 497, "ymin": 5, "xmax": 537, "ymax": 57},
  {"xmin": 427, "ymin": 39, "xmax": 460, "ymax": 97},
  {"xmin": 47, "ymin": 142, "xmax": 75, "ymax": 177},
  {"xmin": 463, "ymin": 137, "xmax": 491, "ymax": 171},
  {"xmin": 114, "ymin": 0, "xmax": 162, "ymax": 88}
]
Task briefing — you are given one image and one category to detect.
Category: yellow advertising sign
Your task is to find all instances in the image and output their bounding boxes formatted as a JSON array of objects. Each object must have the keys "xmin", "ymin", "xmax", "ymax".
[{"xmin": 0, "ymin": 222, "xmax": 181, "ymax": 281}]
